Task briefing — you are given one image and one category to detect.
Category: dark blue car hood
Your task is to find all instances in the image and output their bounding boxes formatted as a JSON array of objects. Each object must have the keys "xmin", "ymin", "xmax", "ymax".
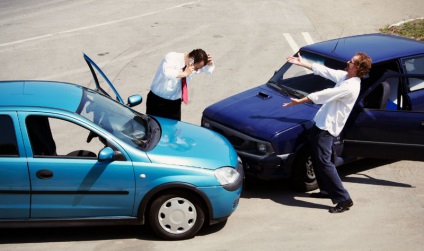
[{"xmin": 203, "ymin": 84, "xmax": 318, "ymax": 141}]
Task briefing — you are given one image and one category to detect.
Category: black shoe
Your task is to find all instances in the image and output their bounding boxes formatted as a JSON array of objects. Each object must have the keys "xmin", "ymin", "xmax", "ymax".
[
  {"xmin": 310, "ymin": 192, "xmax": 330, "ymax": 199},
  {"xmin": 329, "ymin": 199, "xmax": 353, "ymax": 213}
]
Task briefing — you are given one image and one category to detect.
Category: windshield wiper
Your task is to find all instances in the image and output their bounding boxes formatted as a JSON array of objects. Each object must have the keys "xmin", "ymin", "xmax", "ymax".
[
  {"xmin": 267, "ymin": 80, "xmax": 290, "ymax": 96},
  {"xmin": 275, "ymin": 83, "xmax": 306, "ymax": 98},
  {"xmin": 285, "ymin": 87, "xmax": 306, "ymax": 98}
]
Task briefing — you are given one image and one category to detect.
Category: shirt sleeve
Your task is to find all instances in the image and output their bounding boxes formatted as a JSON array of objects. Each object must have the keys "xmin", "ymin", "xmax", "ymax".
[
  {"xmin": 307, "ymin": 84, "xmax": 352, "ymax": 105},
  {"xmin": 312, "ymin": 63, "xmax": 347, "ymax": 84},
  {"xmin": 201, "ymin": 62, "xmax": 215, "ymax": 75},
  {"xmin": 162, "ymin": 53, "xmax": 180, "ymax": 79}
]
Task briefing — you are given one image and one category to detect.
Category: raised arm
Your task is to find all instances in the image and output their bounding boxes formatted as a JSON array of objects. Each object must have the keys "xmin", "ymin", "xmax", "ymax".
[{"xmin": 287, "ymin": 52, "xmax": 312, "ymax": 70}]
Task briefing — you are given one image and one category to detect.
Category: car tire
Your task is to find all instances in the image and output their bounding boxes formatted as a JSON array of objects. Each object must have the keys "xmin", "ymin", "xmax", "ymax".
[
  {"xmin": 149, "ymin": 191, "xmax": 205, "ymax": 240},
  {"xmin": 291, "ymin": 150, "xmax": 318, "ymax": 192}
]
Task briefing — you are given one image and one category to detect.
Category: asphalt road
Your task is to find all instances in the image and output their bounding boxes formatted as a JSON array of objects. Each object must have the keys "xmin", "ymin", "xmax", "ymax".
[{"xmin": 1, "ymin": 0, "xmax": 424, "ymax": 250}]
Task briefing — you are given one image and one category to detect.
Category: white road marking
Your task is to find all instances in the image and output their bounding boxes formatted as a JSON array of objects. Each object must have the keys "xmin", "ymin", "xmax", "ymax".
[
  {"xmin": 283, "ymin": 33, "xmax": 299, "ymax": 54},
  {"xmin": 283, "ymin": 32, "xmax": 315, "ymax": 54},
  {"xmin": 302, "ymin": 32, "xmax": 314, "ymax": 45},
  {"xmin": 0, "ymin": 1, "xmax": 200, "ymax": 48}
]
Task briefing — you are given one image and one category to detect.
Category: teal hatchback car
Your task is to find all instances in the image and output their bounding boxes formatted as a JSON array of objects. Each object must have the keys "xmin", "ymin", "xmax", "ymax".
[{"xmin": 0, "ymin": 54, "xmax": 243, "ymax": 240}]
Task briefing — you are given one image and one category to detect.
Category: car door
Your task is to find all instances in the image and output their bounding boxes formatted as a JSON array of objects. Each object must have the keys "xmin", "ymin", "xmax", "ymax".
[
  {"xmin": 84, "ymin": 54, "xmax": 124, "ymax": 104},
  {"xmin": 0, "ymin": 113, "xmax": 30, "ymax": 219},
  {"xmin": 343, "ymin": 73, "xmax": 424, "ymax": 161},
  {"xmin": 19, "ymin": 112, "xmax": 136, "ymax": 218}
]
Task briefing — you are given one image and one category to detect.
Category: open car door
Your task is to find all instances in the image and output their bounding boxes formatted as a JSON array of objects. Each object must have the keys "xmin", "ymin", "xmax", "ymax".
[
  {"xmin": 84, "ymin": 54, "xmax": 125, "ymax": 104},
  {"xmin": 84, "ymin": 54, "xmax": 142, "ymax": 107}
]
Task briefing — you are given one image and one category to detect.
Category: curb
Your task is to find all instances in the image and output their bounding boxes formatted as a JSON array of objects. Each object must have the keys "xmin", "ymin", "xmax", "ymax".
[{"xmin": 389, "ymin": 17, "xmax": 424, "ymax": 28}]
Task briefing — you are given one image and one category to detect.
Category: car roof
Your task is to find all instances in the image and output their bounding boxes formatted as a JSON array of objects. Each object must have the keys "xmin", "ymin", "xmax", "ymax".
[
  {"xmin": 0, "ymin": 81, "xmax": 83, "ymax": 112},
  {"xmin": 300, "ymin": 33, "xmax": 424, "ymax": 64}
]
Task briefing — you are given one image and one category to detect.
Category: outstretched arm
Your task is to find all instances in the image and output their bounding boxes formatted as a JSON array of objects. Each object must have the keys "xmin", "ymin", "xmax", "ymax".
[
  {"xmin": 287, "ymin": 52, "xmax": 312, "ymax": 70},
  {"xmin": 282, "ymin": 96, "xmax": 311, "ymax": 107}
]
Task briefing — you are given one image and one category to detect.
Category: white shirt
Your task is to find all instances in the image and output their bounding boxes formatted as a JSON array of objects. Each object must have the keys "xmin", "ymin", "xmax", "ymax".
[
  {"xmin": 150, "ymin": 52, "xmax": 215, "ymax": 100},
  {"xmin": 307, "ymin": 63, "xmax": 361, "ymax": 136}
]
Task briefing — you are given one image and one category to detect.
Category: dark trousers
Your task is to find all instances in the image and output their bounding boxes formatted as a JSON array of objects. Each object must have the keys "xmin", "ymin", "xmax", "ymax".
[
  {"xmin": 310, "ymin": 125, "xmax": 351, "ymax": 204},
  {"xmin": 146, "ymin": 91, "xmax": 182, "ymax": 121}
]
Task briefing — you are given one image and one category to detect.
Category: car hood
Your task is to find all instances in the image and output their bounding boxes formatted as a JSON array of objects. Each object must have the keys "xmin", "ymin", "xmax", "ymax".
[
  {"xmin": 203, "ymin": 84, "xmax": 318, "ymax": 141},
  {"xmin": 146, "ymin": 117, "xmax": 238, "ymax": 170}
]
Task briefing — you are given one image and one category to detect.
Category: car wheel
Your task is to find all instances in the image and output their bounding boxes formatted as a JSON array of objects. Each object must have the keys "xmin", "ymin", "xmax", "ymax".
[
  {"xmin": 291, "ymin": 150, "xmax": 318, "ymax": 192},
  {"xmin": 149, "ymin": 191, "xmax": 205, "ymax": 240}
]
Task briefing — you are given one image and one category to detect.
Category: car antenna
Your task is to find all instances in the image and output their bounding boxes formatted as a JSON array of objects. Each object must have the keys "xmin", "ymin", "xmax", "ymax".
[{"xmin": 332, "ymin": 28, "xmax": 344, "ymax": 54}]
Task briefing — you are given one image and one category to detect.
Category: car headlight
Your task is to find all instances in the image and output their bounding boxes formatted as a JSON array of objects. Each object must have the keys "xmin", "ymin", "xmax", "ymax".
[
  {"xmin": 201, "ymin": 117, "xmax": 211, "ymax": 129},
  {"xmin": 203, "ymin": 121, "xmax": 211, "ymax": 128},
  {"xmin": 257, "ymin": 143, "xmax": 267, "ymax": 154},
  {"xmin": 214, "ymin": 167, "xmax": 240, "ymax": 185}
]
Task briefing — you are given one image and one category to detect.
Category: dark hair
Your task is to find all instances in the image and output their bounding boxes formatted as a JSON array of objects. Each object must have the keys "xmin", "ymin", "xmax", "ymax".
[
  {"xmin": 189, "ymin": 49, "xmax": 208, "ymax": 65},
  {"xmin": 355, "ymin": 52, "xmax": 372, "ymax": 78}
]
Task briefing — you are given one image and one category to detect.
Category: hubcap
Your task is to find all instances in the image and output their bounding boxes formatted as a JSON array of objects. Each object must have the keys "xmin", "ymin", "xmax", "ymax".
[
  {"xmin": 305, "ymin": 156, "xmax": 316, "ymax": 180},
  {"xmin": 158, "ymin": 197, "xmax": 197, "ymax": 234}
]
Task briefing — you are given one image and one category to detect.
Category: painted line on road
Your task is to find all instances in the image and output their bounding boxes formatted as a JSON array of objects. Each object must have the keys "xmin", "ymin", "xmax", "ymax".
[
  {"xmin": 0, "ymin": 1, "xmax": 201, "ymax": 48},
  {"xmin": 283, "ymin": 33, "xmax": 299, "ymax": 54},
  {"xmin": 284, "ymin": 32, "xmax": 316, "ymax": 54},
  {"xmin": 302, "ymin": 32, "xmax": 314, "ymax": 45}
]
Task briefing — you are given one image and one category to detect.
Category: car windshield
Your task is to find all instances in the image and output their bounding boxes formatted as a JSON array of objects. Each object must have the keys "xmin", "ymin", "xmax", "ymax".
[
  {"xmin": 268, "ymin": 51, "xmax": 346, "ymax": 98},
  {"xmin": 77, "ymin": 89, "xmax": 150, "ymax": 149}
]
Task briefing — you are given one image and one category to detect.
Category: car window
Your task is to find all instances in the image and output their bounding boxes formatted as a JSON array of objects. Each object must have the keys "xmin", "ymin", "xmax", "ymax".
[
  {"xmin": 360, "ymin": 59, "xmax": 408, "ymax": 111},
  {"xmin": 406, "ymin": 77, "xmax": 424, "ymax": 112},
  {"xmin": 77, "ymin": 89, "xmax": 148, "ymax": 149},
  {"xmin": 404, "ymin": 56, "xmax": 424, "ymax": 74},
  {"xmin": 404, "ymin": 56, "xmax": 424, "ymax": 92},
  {"xmin": 269, "ymin": 51, "xmax": 344, "ymax": 97},
  {"xmin": 26, "ymin": 115, "xmax": 108, "ymax": 158},
  {"xmin": 363, "ymin": 76, "xmax": 402, "ymax": 110},
  {"xmin": 0, "ymin": 115, "xmax": 19, "ymax": 157}
]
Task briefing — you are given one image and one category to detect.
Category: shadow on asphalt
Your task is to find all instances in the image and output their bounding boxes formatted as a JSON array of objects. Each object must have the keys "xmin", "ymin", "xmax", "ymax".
[
  {"xmin": 0, "ymin": 225, "xmax": 159, "ymax": 244},
  {"xmin": 0, "ymin": 221, "xmax": 226, "ymax": 244},
  {"xmin": 241, "ymin": 158, "xmax": 413, "ymax": 210}
]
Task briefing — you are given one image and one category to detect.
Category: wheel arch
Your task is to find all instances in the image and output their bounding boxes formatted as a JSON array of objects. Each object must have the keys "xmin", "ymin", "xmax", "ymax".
[{"xmin": 137, "ymin": 182, "xmax": 213, "ymax": 225}]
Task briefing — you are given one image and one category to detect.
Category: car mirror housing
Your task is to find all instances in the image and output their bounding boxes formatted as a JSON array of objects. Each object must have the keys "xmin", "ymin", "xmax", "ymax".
[
  {"xmin": 127, "ymin": 94, "xmax": 142, "ymax": 107},
  {"xmin": 98, "ymin": 147, "xmax": 115, "ymax": 162}
]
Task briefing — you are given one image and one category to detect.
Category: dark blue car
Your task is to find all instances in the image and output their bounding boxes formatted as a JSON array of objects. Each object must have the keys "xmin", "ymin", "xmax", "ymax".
[{"xmin": 202, "ymin": 33, "xmax": 424, "ymax": 191}]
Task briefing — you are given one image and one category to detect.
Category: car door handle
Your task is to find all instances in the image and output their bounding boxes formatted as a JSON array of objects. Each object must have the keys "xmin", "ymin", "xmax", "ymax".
[{"xmin": 36, "ymin": 169, "xmax": 54, "ymax": 180}]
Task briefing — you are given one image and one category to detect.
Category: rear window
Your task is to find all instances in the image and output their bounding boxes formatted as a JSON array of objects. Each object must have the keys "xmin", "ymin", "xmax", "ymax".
[{"xmin": 0, "ymin": 115, "xmax": 19, "ymax": 157}]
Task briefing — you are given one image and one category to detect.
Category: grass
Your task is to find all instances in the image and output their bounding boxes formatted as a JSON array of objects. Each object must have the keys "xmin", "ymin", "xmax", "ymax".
[{"xmin": 380, "ymin": 18, "xmax": 424, "ymax": 41}]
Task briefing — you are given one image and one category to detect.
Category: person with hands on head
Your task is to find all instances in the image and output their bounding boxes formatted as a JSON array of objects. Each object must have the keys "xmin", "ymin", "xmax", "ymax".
[
  {"xmin": 283, "ymin": 52, "xmax": 371, "ymax": 213},
  {"xmin": 146, "ymin": 48, "xmax": 214, "ymax": 121}
]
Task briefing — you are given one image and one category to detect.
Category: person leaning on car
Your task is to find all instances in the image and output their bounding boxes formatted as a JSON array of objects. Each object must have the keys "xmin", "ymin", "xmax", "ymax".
[
  {"xmin": 283, "ymin": 52, "xmax": 372, "ymax": 213},
  {"xmin": 146, "ymin": 49, "xmax": 214, "ymax": 121}
]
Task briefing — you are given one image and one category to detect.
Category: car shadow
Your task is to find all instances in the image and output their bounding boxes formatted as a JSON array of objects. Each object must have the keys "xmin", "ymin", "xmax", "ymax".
[
  {"xmin": 0, "ymin": 221, "xmax": 228, "ymax": 244},
  {"xmin": 241, "ymin": 158, "xmax": 413, "ymax": 209},
  {"xmin": 0, "ymin": 217, "xmax": 227, "ymax": 244},
  {"xmin": 0, "ymin": 225, "xmax": 161, "ymax": 244},
  {"xmin": 338, "ymin": 158, "xmax": 414, "ymax": 188}
]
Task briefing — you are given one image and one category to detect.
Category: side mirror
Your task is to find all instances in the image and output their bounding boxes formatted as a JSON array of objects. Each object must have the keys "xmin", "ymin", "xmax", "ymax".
[
  {"xmin": 127, "ymin": 94, "xmax": 142, "ymax": 107},
  {"xmin": 98, "ymin": 147, "xmax": 115, "ymax": 162}
]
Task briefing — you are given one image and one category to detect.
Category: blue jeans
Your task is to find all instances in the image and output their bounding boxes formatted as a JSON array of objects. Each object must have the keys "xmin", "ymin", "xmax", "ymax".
[{"xmin": 310, "ymin": 125, "xmax": 351, "ymax": 204}]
